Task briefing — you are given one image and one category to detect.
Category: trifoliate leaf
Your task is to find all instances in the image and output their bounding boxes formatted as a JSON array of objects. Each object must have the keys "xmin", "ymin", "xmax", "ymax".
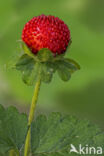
[
  {"xmin": 31, "ymin": 113, "xmax": 104, "ymax": 156},
  {"xmin": 0, "ymin": 105, "xmax": 28, "ymax": 154}
]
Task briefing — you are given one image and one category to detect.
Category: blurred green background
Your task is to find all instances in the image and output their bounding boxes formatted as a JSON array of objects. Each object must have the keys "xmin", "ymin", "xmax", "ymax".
[{"xmin": 0, "ymin": 0, "xmax": 104, "ymax": 127}]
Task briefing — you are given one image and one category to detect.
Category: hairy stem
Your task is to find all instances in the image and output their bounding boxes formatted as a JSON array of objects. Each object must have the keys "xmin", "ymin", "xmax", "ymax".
[{"xmin": 24, "ymin": 79, "xmax": 41, "ymax": 156}]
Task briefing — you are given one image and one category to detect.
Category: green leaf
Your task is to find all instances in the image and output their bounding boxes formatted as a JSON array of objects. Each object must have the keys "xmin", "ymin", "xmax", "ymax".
[
  {"xmin": 0, "ymin": 105, "xmax": 104, "ymax": 156},
  {"xmin": 0, "ymin": 104, "xmax": 28, "ymax": 154},
  {"xmin": 37, "ymin": 48, "xmax": 53, "ymax": 62},
  {"xmin": 31, "ymin": 113, "xmax": 104, "ymax": 156}
]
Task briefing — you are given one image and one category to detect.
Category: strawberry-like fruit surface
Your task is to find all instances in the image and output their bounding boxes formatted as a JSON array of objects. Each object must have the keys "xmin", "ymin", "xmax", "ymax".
[{"xmin": 22, "ymin": 15, "xmax": 71, "ymax": 55}]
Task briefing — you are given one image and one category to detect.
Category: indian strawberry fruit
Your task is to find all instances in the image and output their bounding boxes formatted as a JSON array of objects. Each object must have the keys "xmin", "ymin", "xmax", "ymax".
[{"xmin": 22, "ymin": 14, "xmax": 71, "ymax": 55}]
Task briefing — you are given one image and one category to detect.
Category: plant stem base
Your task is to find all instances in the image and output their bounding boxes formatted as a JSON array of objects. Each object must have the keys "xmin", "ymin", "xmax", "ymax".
[{"xmin": 24, "ymin": 79, "xmax": 41, "ymax": 156}]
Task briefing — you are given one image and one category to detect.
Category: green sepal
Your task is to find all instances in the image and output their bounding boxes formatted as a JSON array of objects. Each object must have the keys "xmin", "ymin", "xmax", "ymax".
[
  {"xmin": 21, "ymin": 42, "xmax": 37, "ymax": 60},
  {"xmin": 15, "ymin": 54, "xmax": 35, "ymax": 71},
  {"xmin": 54, "ymin": 58, "xmax": 80, "ymax": 81},
  {"xmin": 40, "ymin": 62, "xmax": 56, "ymax": 83},
  {"xmin": 15, "ymin": 54, "xmax": 55, "ymax": 85},
  {"xmin": 14, "ymin": 42, "xmax": 80, "ymax": 85},
  {"xmin": 37, "ymin": 48, "xmax": 53, "ymax": 62},
  {"xmin": 57, "ymin": 67, "xmax": 71, "ymax": 81},
  {"xmin": 64, "ymin": 58, "xmax": 80, "ymax": 72},
  {"xmin": 15, "ymin": 54, "xmax": 36, "ymax": 85}
]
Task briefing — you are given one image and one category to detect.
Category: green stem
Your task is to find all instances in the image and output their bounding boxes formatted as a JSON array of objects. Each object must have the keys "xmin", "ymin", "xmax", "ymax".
[{"xmin": 24, "ymin": 79, "xmax": 41, "ymax": 156}]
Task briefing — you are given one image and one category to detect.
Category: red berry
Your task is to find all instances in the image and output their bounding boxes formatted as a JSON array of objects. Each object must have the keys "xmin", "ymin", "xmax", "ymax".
[{"xmin": 22, "ymin": 15, "xmax": 71, "ymax": 55}]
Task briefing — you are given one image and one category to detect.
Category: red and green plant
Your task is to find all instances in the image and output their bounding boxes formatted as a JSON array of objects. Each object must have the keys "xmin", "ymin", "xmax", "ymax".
[{"xmin": 0, "ymin": 15, "xmax": 104, "ymax": 156}]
